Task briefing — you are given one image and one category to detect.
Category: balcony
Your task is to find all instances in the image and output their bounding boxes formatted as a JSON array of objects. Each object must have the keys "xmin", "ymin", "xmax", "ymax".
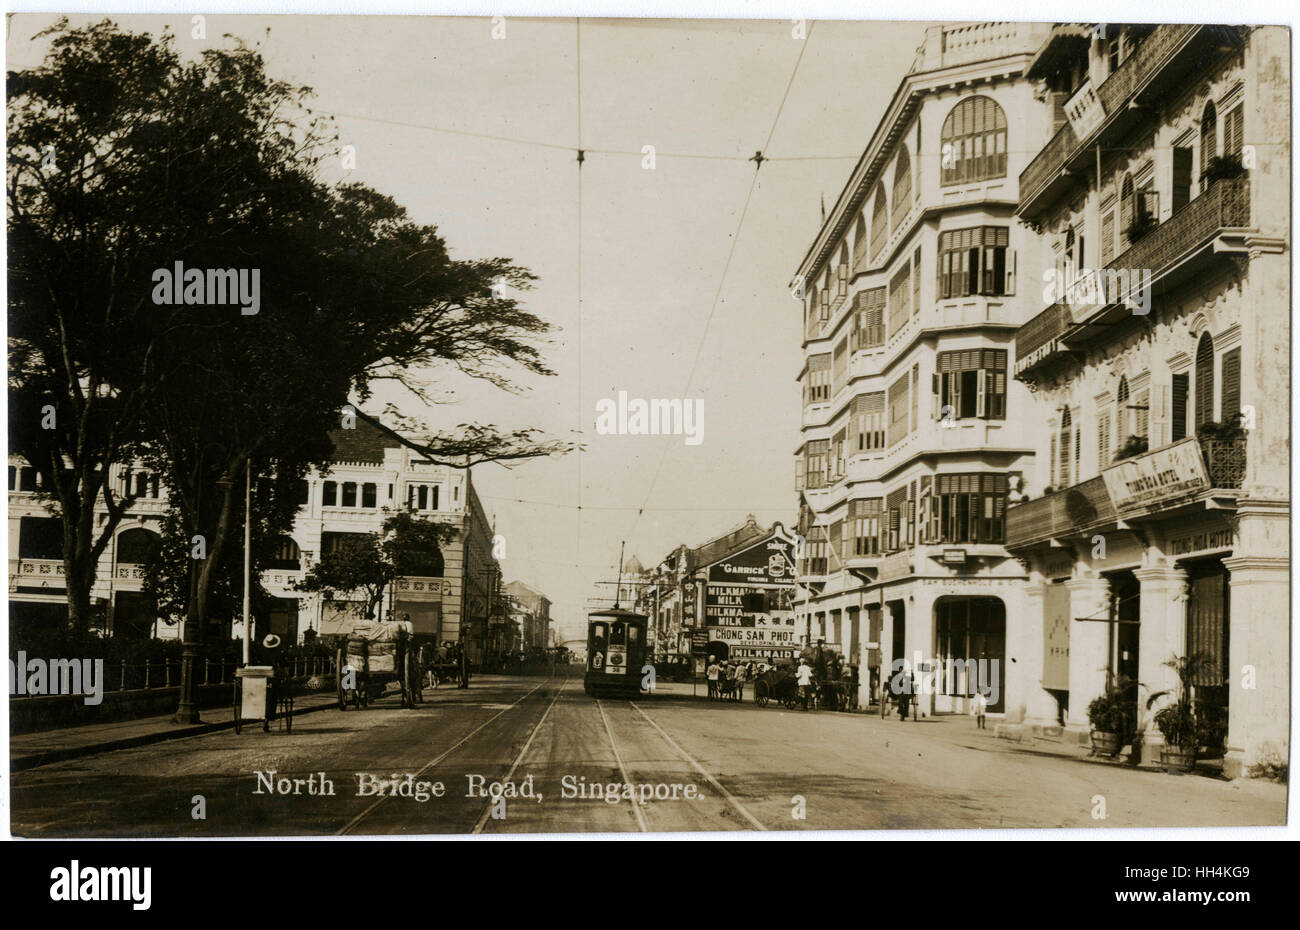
[
  {"xmin": 1019, "ymin": 24, "xmax": 1240, "ymax": 218},
  {"xmin": 1015, "ymin": 178, "xmax": 1251, "ymax": 380},
  {"xmin": 1006, "ymin": 436, "xmax": 1245, "ymax": 549}
]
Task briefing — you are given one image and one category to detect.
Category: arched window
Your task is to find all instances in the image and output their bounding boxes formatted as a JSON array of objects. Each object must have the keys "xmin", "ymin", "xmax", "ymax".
[
  {"xmin": 940, "ymin": 96, "xmax": 1007, "ymax": 186},
  {"xmin": 1119, "ymin": 173, "xmax": 1135, "ymax": 242},
  {"xmin": 1058, "ymin": 408, "xmax": 1073, "ymax": 488},
  {"xmin": 852, "ymin": 212, "xmax": 868, "ymax": 272},
  {"xmin": 1195, "ymin": 332, "xmax": 1215, "ymax": 428},
  {"xmin": 1116, "ymin": 375, "xmax": 1130, "ymax": 439},
  {"xmin": 869, "ymin": 183, "xmax": 888, "ymax": 263},
  {"xmin": 891, "ymin": 147, "xmax": 912, "ymax": 229},
  {"xmin": 265, "ymin": 535, "xmax": 302, "ymax": 571},
  {"xmin": 116, "ymin": 528, "xmax": 159, "ymax": 565},
  {"xmin": 1201, "ymin": 100, "xmax": 1218, "ymax": 178}
]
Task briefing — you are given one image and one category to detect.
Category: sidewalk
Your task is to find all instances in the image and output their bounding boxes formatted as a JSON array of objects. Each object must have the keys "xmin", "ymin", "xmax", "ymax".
[{"xmin": 11, "ymin": 690, "xmax": 340, "ymax": 772}]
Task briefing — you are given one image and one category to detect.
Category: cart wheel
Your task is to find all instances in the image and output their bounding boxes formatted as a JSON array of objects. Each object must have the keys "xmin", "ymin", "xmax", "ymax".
[
  {"xmin": 755, "ymin": 681, "xmax": 770, "ymax": 706},
  {"xmin": 284, "ymin": 693, "xmax": 293, "ymax": 733}
]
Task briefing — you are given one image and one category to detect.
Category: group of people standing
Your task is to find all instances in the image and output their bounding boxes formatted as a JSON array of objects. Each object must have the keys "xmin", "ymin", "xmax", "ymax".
[{"xmin": 705, "ymin": 657, "xmax": 755, "ymax": 701}]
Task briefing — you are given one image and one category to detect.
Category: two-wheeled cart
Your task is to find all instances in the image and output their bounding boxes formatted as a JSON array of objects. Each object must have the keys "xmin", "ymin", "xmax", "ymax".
[{"xmin": 335, "ymin": 623, "xmax": 423, "ymax": 710}]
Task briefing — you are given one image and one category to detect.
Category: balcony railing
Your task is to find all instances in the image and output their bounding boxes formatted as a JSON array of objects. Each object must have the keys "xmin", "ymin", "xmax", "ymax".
[
  {"xmin": 1006, "ymin": 436, "xmax": 1246, "ymax": 548},
  {"xmin": 1019, "ymin": 24, "xmax": 1201, "ymax": 210},
  {"xmin": 1015, "ymin": 178, "xmax": 1250, "ymax": 376}
]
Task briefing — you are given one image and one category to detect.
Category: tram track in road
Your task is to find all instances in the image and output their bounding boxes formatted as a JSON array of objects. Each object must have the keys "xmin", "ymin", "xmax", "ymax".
[
  {"xmin": 594, "ymin": 698, "xmax": 649, "ymax": 832},
  {"xmin": 335, "ymin": 672, "xmax": 564, "ymax": 836},
  {"xmin": 626, "ymin": 700, "xmax": 768, "ymax": 831},
  {"xmin": 469, "ymin": 679, "xmax": 569, "ymax": 833}
]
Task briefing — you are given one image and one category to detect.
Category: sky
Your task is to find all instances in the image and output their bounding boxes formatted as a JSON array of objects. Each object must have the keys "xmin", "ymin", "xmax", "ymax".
[{"xmin": 7, "ymin": 13, "xmax": 930, "ymax": 643}]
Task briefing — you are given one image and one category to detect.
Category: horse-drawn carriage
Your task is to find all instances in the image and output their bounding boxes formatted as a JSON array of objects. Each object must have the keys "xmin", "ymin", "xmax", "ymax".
[{"xmin": 752, "ymin": 652, "xmax": 857, "ymax": 711}]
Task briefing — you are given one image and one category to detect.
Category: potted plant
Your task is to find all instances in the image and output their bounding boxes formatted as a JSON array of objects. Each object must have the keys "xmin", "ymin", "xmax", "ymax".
[
  {"xmin": 1145, "ymin": 653, "xmax": 1217, "ymax": 774},
  {"xmin": 1201, "ymin": 154, "xmax": 1246, "ymax": 183},
  {"xmin": 1112, "ymin": 434, "xmax": 1149, "ymax": 461},
  {"xmin": 1086, "ymin": 684, "xmax": 1131, "ymax": 757}
]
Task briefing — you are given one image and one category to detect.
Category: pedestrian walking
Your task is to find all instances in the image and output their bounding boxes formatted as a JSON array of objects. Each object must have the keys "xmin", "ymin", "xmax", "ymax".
[
  {"xmin": 971, "ymin": 689, "xmax": 989, "ymax": 729},
  {"xmin": 897, "ymin": 666, "xmax": 914, "ymax": 721},
  {"xmin": 796, "ymin": 658, "xmax": 814, "ymax": 711},
  {"xmin": 706, "ymin": 657, "xmax": 720, "ymax": 699},
  {"xmin": 724, "ymin": 660, "xmax": 738, "ymax": 700},
  {"xmin": 734, "ymin": 661, "xmax": 747, "ymax": 702}
]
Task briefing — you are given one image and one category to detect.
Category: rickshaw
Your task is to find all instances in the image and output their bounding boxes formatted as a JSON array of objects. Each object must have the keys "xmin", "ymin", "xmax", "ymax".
[
  {"xmin": 335, "ymin": 621, "xmax": 422, "ymax": 709},
  {"xmin": 753, "ymin": 663, "xmax": 801, "ymax": 709}
]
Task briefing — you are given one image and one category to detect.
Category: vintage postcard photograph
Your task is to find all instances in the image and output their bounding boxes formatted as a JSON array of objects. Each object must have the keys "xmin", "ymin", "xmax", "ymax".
[{"xmin": 5, "ymin": 10, "xmax": 1291, "ymax": 841}]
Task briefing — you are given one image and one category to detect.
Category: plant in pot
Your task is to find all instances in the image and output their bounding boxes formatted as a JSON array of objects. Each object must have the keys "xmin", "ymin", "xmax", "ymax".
[
  {"xmin": 1145, "ymin": 653, "xmax": 1217, "ymax": 774},
  {"xmin": 1201, "ymin": 154, "xmax": 1246, "ymax": 183},
  {"xmin": 1112, "ymin": 434, "xmax": 1149, "ymax": 462},
  {"xmin": 1086, "ymin": 682, "xmax": 1132, "ymax": 757}
]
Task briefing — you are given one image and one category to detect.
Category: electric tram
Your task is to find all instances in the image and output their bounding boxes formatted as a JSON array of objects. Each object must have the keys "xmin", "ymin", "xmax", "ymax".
[{"xmin": 583, "ymin": 608, "xmax": 649, "ymax": 698}]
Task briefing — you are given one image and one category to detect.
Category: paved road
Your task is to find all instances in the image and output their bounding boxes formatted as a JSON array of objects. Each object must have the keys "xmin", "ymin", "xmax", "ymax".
[{"xmin": 9, "ymin": 672, "xmax": 1285, "ymax": 836}]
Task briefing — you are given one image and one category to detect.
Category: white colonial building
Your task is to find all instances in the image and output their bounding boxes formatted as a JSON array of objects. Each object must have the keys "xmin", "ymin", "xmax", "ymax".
[{"xmin": 792, "ymin": 22, "xmax": 1057, "ymax": 721}]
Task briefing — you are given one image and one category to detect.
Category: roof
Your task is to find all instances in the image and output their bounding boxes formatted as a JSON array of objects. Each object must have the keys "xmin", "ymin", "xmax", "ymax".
[
  {"xmin": 687, "ymin": 515, "xmax": 768, "ymax": 572},
  {"xmin": 327, "ymin": 413, "xmax": 405, "ymax": 464}
]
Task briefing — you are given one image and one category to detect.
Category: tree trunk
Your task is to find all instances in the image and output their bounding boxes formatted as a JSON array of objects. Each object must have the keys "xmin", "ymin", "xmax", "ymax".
[{"xmin": 174, "ymin": 460, "xmax": 241, "ymax": 723}]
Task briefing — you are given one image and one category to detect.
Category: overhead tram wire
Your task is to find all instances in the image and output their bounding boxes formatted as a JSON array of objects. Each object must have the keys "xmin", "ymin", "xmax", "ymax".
[{"xmin": 622, "ymin": 19, "xmax": 816, "ymax": 554}]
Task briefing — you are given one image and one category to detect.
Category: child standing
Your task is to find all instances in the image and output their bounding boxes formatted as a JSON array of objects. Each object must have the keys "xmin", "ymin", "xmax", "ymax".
[{"xmin": 971, "ymin": 689, "xmax": 989, "ymax": 729}]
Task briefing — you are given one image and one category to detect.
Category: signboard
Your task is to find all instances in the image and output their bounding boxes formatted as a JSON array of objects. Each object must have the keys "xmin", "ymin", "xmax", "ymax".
[
  {"xmin": 1167, "ymin": 522, "xmax": 1234, "ymax": 559},
  {"xmin": 690, "ymin": 630, "xmax": 709, "ymax": 652},
  {"xmin": 605, "ymin": 645, "xmax": 627, "ymax": 675},
  {"xmin": 1042, "ymin": 581, "xmax": 1070, "ymax": 691},
  {"xmin": 682, "ymin": 581, "xmax": 698, "ymax": 628},
  {"xmin": 706, "ymin": 536, "xmax": 796, "ymax": 585},
  {"xmin": 1102, "ymin": 437, "xmax": 1209, "ymax": 516},
  {"xmin": 942, "ymin": 548, "xmax": 967, "ymax": 565}
]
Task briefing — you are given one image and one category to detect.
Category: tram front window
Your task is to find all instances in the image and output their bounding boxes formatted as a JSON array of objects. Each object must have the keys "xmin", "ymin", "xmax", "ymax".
[
  {"xmin": 591, "ymin": 623, "xmax": 608, "ymax": 653},
  {"xmin": 610, "ymin": 622, "xmax": 626, "ymax": 646}
]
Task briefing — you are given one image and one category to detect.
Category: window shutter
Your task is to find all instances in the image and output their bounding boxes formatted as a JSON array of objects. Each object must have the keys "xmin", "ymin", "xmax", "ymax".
[
  {"xmin": 976, "ymin": 369, "xmax": 987, "ymax": 418},
  {"xmin": 795, "ymin": 455, "xmax": 805, "ymax": 492},
  {"xmin": 1151, "ymin": 383, "xmax": 1169, "ymax": 448},
  {"xmin": 1172, "ymin": 373, "xmax": 1189, "ymax": 441},
  {"xmin": 1098, "ymin": 412, "xmax": 1111, "ymax": 467},
  {"xmin": 1135, "ymin": 389, "xmax": 1149, "ymax": 441},
  {"xmin": 1221, "ymin": 347, "xmax": 1241, "ymax": 422},
  {"xmin": 1225, "ymin": 107, "xmax": 1244, "ymax": 159},
  {"xmin": 1049, "ymin": 433, "xmax": 1058, "ymax": 488},
  {"xmin": 1004, "ymin": 249, "xmax": 1016, "ymax": 296},
  {"xmin": 1074, "ymin": 426, "xmax": 1081, "ymax": 479}
]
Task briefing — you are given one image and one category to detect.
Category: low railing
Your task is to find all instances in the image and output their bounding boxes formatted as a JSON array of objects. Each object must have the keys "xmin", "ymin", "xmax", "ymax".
[
  {"xmin": 1019, "ymin": 24, "xmax": 1199, "ymax": 207},
  {"xmin": 1106, "ymin": 177, "xmax": 1249, "ymax": 281},
  {"xmin": 1015, "ymin": 178, "xmax": 1250, "ymax": 373},
  {"xmin": 1007, "ymin": 436, "xmax": 1246, "ymax": 548},
  {"xmin": 8, "ymin": 654, "xmax": 338, "ymax": 697}
]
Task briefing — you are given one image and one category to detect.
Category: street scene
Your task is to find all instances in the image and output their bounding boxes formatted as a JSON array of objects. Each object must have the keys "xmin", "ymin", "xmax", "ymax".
[{"xmin": 6, "ymin": 13, "xmax": 1291, "ymax": 839}]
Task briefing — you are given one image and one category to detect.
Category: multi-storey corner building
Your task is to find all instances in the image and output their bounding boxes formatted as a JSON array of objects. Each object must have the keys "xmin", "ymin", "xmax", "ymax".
[
  {"xmin": 8, "ymin": 411, "xmax": 502, "ymax": 662},
  {"xmin": 1005, "ymin": 24, "xmax": 1289, "ymax": 776},
  {"xmin": 639, "ymin": 516, "xmax": 798, "ymax": 671},
  {"xmin": 504, "ymin": 580, "xmax": 553, "ymax": 651},
  {"xmin": 792, "ymin": 22, "xmax": 1056, "ymax": 719}
]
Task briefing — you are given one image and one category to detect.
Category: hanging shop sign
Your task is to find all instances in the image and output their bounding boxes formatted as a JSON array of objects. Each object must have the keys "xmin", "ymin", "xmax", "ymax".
[{"xmin": 1101, "ymin": 437, "xmax": 1209, "ymax": 517}]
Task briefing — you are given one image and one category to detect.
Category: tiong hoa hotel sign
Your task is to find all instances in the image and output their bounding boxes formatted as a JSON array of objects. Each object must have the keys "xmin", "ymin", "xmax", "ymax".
[{"xmin": 1101, "ymin": 438, "xmax": 1209, "ymax": 517}]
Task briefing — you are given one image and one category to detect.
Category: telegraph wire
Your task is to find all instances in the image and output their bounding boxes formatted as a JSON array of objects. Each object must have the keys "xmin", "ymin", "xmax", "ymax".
[{"xmin": 623, "ymin": 20, "xmax": 816, "ymax": 554}]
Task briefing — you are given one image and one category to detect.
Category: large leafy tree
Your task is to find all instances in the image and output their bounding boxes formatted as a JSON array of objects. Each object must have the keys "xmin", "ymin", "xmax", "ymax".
[
  {"xmin": 9, "ymin": 20, "xmax": 576, "ymax": 722},
  {"xmin": 296, "ymin": 511, "xmax": 459, "ymax": 624}
]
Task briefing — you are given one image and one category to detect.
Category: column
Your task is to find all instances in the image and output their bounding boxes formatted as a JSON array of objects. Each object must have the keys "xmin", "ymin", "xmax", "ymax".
[
  {"xmin": 1017, "ymin": 579, "xmax": 1062, "ymax": 729},
  {"xmin": 1223, "ymin": 499, "xmax": 1290, "ymax": 778},
  {"xmin": 1132, "ymin": 565, "xmax": 1188, "ymax": 765},
  {"xmin": 1063, "ymin": 575, "xmax": 1110, "ymax": 734}
]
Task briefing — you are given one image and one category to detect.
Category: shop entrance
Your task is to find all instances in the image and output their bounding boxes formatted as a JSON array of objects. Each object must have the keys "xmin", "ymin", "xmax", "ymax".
[
  {"xmin": 1106, "ymin": 571, "xmax": 1141, "ymax": 733},
  {"xmin": 1185, "ymin": 557, "xmax": 1230, "ymax": 756},
  {"xmin": 934, "ymin": 597, "xmax": 1006, "ymax": 713}
]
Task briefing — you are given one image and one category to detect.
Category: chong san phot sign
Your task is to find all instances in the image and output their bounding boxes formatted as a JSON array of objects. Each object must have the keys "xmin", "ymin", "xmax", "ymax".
[{"xmin": 1101, "ymin": 437, "xmax": 1210, "ymax": 517}]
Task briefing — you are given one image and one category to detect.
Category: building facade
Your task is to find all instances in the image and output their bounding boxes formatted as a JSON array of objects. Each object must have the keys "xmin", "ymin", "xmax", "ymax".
[
  {"xmin": 1006, "ymin": 24, "xmax": 1289, "ymax": 776},
  {"xmin": 792, "ymin": 22, "xmax": 1056, "ymax": 719},
  {"xmin": 504, "ymin": 580, "xmax": 553, "ymax": 651},
  {"xmin": 639, "ymin": 516, "xmax": 798, "ymax": 674},
  {"xmin": 8, "ymin": 412, "xmax": 502, "ymax": 661}
]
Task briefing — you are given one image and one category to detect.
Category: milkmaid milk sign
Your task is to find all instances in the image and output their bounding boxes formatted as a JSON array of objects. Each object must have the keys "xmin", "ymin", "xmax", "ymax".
[{"xmin": 705, "ymin": 531, "xmax": 798, "ymax": 658}]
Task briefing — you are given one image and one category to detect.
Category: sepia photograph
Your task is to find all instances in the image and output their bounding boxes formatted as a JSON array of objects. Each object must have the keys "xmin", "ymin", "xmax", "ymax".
[{"xmin": 4, "ymin": 5, "xmax": 1292, "ymax": 851}]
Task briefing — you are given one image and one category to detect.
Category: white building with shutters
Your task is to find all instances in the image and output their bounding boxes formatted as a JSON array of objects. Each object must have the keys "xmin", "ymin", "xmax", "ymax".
[
  {"xmin": 792, "ymin": 23, "xmax": 1054, "ymax": 722},
  {"xmin": 1005, "ymin": 24, "xmax": 1288, "ymax": 777}
]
